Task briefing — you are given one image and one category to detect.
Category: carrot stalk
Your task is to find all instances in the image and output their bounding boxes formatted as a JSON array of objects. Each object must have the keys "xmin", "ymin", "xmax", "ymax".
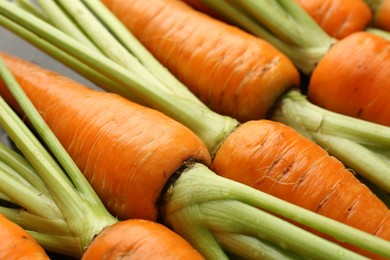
[
  {"xmin": 35, "ymin": 0, "xmax": 101, "ymax": 53},
  {"xmin": 14, "ymin": 0, "xmax": 48, "ymax": 21},
  {"xmin": 0, "ymin": 0, "xmax": 239, "ymax": 156}
]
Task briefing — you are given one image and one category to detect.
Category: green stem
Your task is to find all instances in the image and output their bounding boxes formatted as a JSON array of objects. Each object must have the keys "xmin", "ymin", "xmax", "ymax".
[
  {"xmin": 164, "ymin": 164, "xmax": 390, "ymax": 258},
  {"xmin": 15, "ymin": 0, "xmax": 48, "ymax": 21},
  {"xmin": 35, "ymin": 0, "xmax": 101, "ymax": 52},
  {"xmin": 271, "ymin": 90, "xmax": 390, "ymax": 193},
  {"xmin": 215, "ymin": 232, "xmax": 303, "ymax": 260},
  {"xmin": 0, "ymin": 142, "xmax": 49, "ymax": 197}
]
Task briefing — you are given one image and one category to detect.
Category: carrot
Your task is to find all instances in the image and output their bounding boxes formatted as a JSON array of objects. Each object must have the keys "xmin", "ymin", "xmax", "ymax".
[
  {"xmin": 82, "ymin": 219, "xmax": 204, "ymax": 259},
  {"xmin": 1, "ymin": 53, "xmax": 389, "ymax": 260},
  {"xmin": 2, "ymin": 2, "xmax": 390, "ymax": 256},
  {"xmin": 211, "ymin": 119, "xmax": 390, "ymax": 259},
  {"xmin": 294, "ymin": 0, "xmax": 372, "ymax": 39},
  {"xmin": 0, "ymin": 213, "xmax": 49, "ymax": 259},
  {"xmin": 100, "ymin": 0, "xmax": 300, "ymax": 122},
  {"xmin": 0, "ymin": 51, "xmax": 211, "ymax": 221},
  {"xmin": 307, "ymin": 31, "xmax": 390, "ymax": 127},
  {"xmin": 365, "ymin": 0, "xmax": 390, "ymax": 31},
  {"xmin": 0, "ymin": 53, "xmax": 206, "ymax": 259}
]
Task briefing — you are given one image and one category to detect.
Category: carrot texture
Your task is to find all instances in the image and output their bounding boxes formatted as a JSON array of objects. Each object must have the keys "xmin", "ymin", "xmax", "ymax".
[
  {"xmin": 212, "ymin": 120, "xmax": 390, "ymax": 259},
  {"xmin": 375, "ymin": 0, "xmax": 390, "ymax": 31},
  {"xmin": 295, "ymin": 0, "xmax": 372, "ymax": 39},
  {"xmin": 308, "ymin": 32, "xmax": 390, "ymax": 127},
  {"xmin": 82, "ymin": 219, "xmax": 204, "ymax": 259},
  {"xmin": 102, "ymin": 0, "xmax": 300, "ymax": 122},
  {"xmin": 0, "ymin": 214, "xmax": 49, "ymax": 260},
  {"xmin": 0, "ymin": 52, "xmax": 211, "ymax": 221}
]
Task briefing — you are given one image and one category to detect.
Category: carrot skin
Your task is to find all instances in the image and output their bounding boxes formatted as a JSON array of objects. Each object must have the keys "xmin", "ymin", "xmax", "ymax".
[
  {"xmin": 102, "ymin": 0, "xmax": 300, "ymax": 123},
  {"xmin": 82, "ymin": 219, "xmax": 204, "ymax": 259},
  {"xmin": 375, "ymin": 0, "xmax": 390, "ymax": 31},
  {"xmin": 0, "ymin": 214, "xmax": 49, "ymax": 260},
  {"xmin": 0, "ymin": 52, "xmax": 211, "ymax": 221},
  {"xmin": 308, "ymin": 31, "xmax": 390, "ymax": 127},
  {"xmin": 212, "ymin": 120, "xmax": 390, "ymax": 259},
  {"xmin": 295, "ymin": 0, "xmax": 372, "ymax": 39}
]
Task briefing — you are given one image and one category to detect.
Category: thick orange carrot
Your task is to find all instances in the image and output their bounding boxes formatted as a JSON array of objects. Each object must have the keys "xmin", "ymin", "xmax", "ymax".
[
  {"xmin": 0, "ymin": 52, "xmax": 211, "ymax": 221},
  {"xmin": 82, "ymin": 219, "xmax": 204, "ymax": 259},
  {"xmin": 101, "ymin": 0, "xmax": 300, "ymax": 123},
  {"xmin": 295, "ymin": 0, "xmax": 372, "ymax": 39},
  {"xmin": 0, "ymin": 214, "xmax": 49, "ymax": 259},
  {"xmin": 308, "ymin": 31, "xmax": 390, "ymax": 127},
  {"xmin": 211, "ymin": 120, "xmax": 390, "ymax": 259}
]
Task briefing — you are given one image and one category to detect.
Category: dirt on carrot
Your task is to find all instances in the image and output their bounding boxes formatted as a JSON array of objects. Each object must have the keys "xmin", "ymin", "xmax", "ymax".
[
  {"xmin": 102, "ymin": 0, "xmax": 300, "ymax": 123},
  {"xmin": 211, "ymin": 120, "xmax": 390, "ymax": 259},
  {"xmin": 0, "ymin": 52, "xmax": 211, "ymax": 222},
  {"xmin": 307, "ymin": 31, "xmax": 390, "ymax": 127}
]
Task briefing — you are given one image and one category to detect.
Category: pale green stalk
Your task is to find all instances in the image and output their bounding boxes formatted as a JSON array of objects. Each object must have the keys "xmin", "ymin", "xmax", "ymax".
[
  {"xmin": 15, "ymin": 0, "xmax": 47, "ymax": 21},
  {"xmin": 215, "ymin": 233, "xmax": 302, "ymax": 260},
  {"xmin": 35, "ymin": 0, "xmax": 101, "ymax": 52}
]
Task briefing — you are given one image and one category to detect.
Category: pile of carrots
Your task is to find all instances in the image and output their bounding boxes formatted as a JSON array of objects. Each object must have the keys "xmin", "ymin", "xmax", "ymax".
[{"xmin": 0, "ymin": 0, "xmax": 390, "ymax": 259}]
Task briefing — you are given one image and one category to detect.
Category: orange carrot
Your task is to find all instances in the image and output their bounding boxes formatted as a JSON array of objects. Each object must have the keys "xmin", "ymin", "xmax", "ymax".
[
  {"xmin": 0, "ymin": 214, "xmax": 49, "ymax": 260},
  {"xmin": 101, "ymin": 0, "xmax": 300, "ymax": 123},
  {"xmin": 211, "ymin": 119, "xmax": 390, "ymax": 259},
  {"xmin": 365, "ymin": 0, "xmax": 390, "ymax": 32},
  {"xmin": 295, "ymin": 0, "xmax": 372, "ymax": 39},
  {"xmin": 0, "ymin": 51, "xmax": 211, "ymax": 222},
  {"xmin": 307, "ymin": 31, "xmax": 390, "ymax": 127},
  {"xmin": 82, "ymin": 219, "xmax": 203, "ymax": 259}
]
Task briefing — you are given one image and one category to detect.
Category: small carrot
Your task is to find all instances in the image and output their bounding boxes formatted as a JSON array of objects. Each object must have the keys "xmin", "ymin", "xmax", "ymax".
[
  {"xmin": 101, "ymin": 0, "xmax": 300, "ymax": 122},
  {"xmin": 307, "ymin": 31, "xmax": 390, "ymax": 127},
  {"xmin": 2, "ymin": 52, "xmax": 389, "ymax": 260},
  {"xmin": 211, "ymin": 119, "xmax": 390, "ymax": 259},
  {"xmin": 295, "ymin": 0, "xmax": 372, "ymax": 39},
  {"xmin": 0, "ymin": 213, "xmax": 49, "ymax": 260}
]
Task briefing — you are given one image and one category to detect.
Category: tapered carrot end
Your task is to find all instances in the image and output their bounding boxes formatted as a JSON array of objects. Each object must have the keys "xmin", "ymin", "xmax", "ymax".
[
  {"xmin": 82, "ymin": 219, "xmax": 204, "ymax": 260},
  {"xmin": 308, "ymin": 31, "xmax": 390, "ymax": 126},
  {"xmin": 0, "ymin": 214, "xmax": 49, "ymax": 260}
]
